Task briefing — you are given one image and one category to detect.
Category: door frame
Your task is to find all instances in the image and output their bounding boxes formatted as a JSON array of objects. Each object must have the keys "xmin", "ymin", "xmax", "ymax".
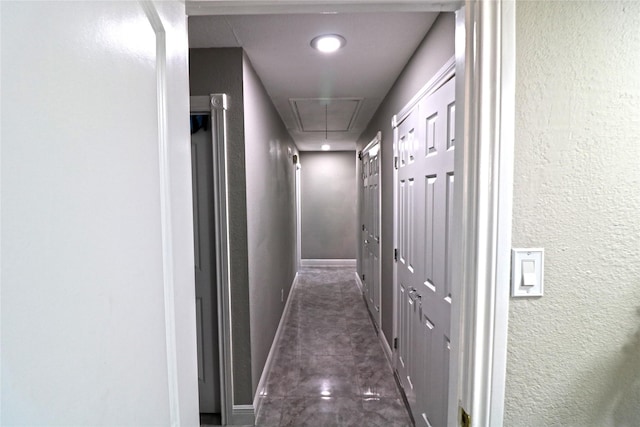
[
  {"xmin": 190, "ymin": 94, "xmax": 233, "ymax": 425},
  {"xmin": 185, "ymin": 2, "xmax": 515, "ymax": 426},
  {"xmin": 295, "ymin": 159, "xmax": 302, "ymax": 271}
]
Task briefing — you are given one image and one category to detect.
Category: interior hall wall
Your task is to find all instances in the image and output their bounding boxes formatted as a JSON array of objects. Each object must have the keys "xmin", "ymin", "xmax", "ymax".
[
  {"xmin": 355, "ymin": 12, "xmax": 455, "ymax": 346},
  {"xmin": 300, "ymin": 151, "xmax": 357, "ymax": 260},
  {"xmin": 1, "ymin": 2, "xmax": 199, "ymax": 425},
  {"xmin": 189, "ymin": 47, "xmax": 253, "ymax": 404},
  {"xmin": 242, "ymin": 54, "xmax": 299, "ymax": 396},
  {"xmin": 505, "ymin": 2, "xmax": 640, "ymax": 425}
]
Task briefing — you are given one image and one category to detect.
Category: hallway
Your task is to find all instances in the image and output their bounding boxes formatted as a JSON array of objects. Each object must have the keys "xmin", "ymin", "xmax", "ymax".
[{"xmin": 254, "ymin": 267, "xmax": 412, "ymax": 427}]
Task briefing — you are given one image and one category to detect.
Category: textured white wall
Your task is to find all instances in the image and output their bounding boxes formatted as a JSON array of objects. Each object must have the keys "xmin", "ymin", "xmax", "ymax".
[{"xmin": 506, "ymin": 1, "xmax": 640, "ymax": 426}]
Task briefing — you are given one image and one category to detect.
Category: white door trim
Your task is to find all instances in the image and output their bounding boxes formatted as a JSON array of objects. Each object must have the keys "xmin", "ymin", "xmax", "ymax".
[
  {"xmin": 190, "ymin": 94, "xmax": 235, "ymax": 425},
  {"xmin": 185, "ymin": 2, "xmax": 516, "ymax": 425},
  {"xmin": 295, "ymin": 162, "xmax": 302, "ymax": 271},
  {"xmin": 142, "ymin": 2, "xmax": 181, "ymax": 424},
  {"xmin": 456, "ymin": 2, "xmax": 515, "ymax": 426}
]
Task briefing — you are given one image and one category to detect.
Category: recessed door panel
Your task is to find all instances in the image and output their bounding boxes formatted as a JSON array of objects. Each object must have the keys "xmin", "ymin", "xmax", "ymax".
[{"xmin": 191, "ymin": 116, "xmax": 221, "ymax": 413}]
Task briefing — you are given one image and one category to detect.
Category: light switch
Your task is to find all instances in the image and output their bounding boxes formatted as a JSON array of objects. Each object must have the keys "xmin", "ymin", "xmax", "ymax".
[
  {"xmin": 521, "ymin": 260, "xmax": 536, "ymax": 287},
  {"xmin": 511, "ymin": 248, "xmax": 544, "ymax": 297}
]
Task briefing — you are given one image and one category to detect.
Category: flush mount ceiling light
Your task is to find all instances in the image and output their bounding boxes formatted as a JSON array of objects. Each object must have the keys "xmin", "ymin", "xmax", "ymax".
[
  {"xmin": 321, "ymin": 144, "xmax": 331, "ymax": 151},
  {"xmin": 311, "ymin": 34, "xmax": 346, "ymax": 53}
]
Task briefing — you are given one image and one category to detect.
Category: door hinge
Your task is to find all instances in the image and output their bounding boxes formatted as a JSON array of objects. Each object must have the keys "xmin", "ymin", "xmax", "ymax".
[
  {"xmin": 358, "ymin": 151, "xmax": 363, "ymax": 160},
  {"xmin": 394, "ymin": 156, "xmax": 398, "ymax": 169},
  {"xmin": 460, "ymin": 407, "xmax": 471, "ymax": 427},
  {"xmin": 362, "ymin": 274, "xmax": 365, "ymax": 281},
  {"xmin": 362, "ymin": 224, "xmax": 365, "ymax": 231},
  {"xmin": 394, "ymin": 248, "xmax": 398, "ymax": 262},
  {"xmin": 393, "ymin": 337, "xmax": 398, "ymax": 349}
]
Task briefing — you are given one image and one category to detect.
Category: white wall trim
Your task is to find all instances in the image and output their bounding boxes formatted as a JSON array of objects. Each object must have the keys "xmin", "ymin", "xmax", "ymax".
[
  {"xmin": 300, "ymin": 259, "xmax": 356, "ymax": 267},
  {"xmin": 354, "ymin": 271, "xmax": 364, "ymax": 292},
  {"xmin": 186, "ymin": 1, "xmax": 462, "ymax": 16},
  {"xmin": 200, "ymin": 94, "xmax": 235, "ymax": 426},
  {"xmin": 456, "ymin": 1, "xmax": 515, "ymax": 426},
  {"xmin": 448, "ymin": 7, "xmax": 467, "ymax": 426},
  {"xmin": 253, "ymin": 273, "xmax": 299, "ymax": 418},
  {"xmin": 392, "ymin": 56, "xmax": 456, "ymax": 128},
  {"xmin": 356, "ymin": 271, "xmax": 391, "ymax": 362},
  {"xmin": 142, "ymin": 3, "xmax": 181, "ymax": 425},
  {"xmin": 230, "ymin": 405, "xmax": 255, "ymax": 426},
  {"xmin": 378, "ymin": 327, "xmax": 393, "ymax": 364},
  {"xmin": 295, "ymin": 165, "xmax": 302, "ymax": 271}
]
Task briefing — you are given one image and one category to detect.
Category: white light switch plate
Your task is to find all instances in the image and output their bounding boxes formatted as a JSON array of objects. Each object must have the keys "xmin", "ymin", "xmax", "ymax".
[{"xmin": 511, "ymin": 248, "xmax": 544, "ymax": 297}]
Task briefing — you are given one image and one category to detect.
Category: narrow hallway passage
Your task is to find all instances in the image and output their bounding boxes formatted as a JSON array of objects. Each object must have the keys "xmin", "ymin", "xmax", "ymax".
[{"xmin": 256, "ymin": 267, "xmax": 412, "ymax": 427}]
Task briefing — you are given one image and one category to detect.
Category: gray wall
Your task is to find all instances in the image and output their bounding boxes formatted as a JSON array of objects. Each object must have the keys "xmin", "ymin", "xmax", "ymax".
[
  {"xmin": 189, "ymin": 48, "xmax": 253, "ymax": 404},
  {"xmin": 300, "ymin": 151, "xmax": 357, "ymax": 259},
  {"xmin": 190, "ymin": 48, "xmax": 299, "ymax": 403},
  {"xmin": 506, "ymin": 2, "xmax": 640, "ymax": 426},
  {"xmin": 355, "ymin": 13, "xmax": 455, "ymax": 345},
  {"xmin": 242, "ymin": 54, "xmax": 298, "ymax": 395}
]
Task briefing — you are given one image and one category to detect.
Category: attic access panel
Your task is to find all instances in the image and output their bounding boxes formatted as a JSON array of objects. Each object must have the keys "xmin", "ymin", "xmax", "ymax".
[{"xmin": 290, "ymin": 98, "xmax": 363, "ymax": 132}]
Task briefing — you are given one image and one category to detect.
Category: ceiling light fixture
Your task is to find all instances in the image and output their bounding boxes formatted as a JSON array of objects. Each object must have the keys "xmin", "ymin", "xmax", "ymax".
[
  {"xmin": 311, "ymin": 34, "xmax": 346, "ymax": 53},
  {"xmin": 321, "ymin": 144, "xmax": 331, "ymax": 151}
]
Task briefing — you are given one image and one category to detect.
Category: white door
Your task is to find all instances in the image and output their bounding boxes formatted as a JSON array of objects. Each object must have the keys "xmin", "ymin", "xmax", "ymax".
[
  {"xmin": 191, "ymin": 116, "xmax": 221, "ymax": 413},
  {"xmin": 360, "ymin": 135, "xmax": 382, "ymax": 327},
  {"xmin": 1, "ymin": 2, "xmax": 199, "ymax": 425},
  {"xmin": 395, "ymin": 76, "xmax": 456, "ymax": 427}
]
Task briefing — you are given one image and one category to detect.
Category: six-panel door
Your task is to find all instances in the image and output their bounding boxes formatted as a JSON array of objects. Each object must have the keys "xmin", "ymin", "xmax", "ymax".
[
  {"xmin": 396, "ymin": 76, "xmax": 456, "ymax": 427},
  {"xmin": 361, "ymin": 143, "xmax": 381, "ymax": 327}
]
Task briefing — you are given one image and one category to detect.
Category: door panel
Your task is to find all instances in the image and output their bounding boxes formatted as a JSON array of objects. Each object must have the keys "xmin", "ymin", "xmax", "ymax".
[
  {"xmin": 360, "ymin": 138, "xmax": 381, "ymax": 326},
  {"xmin": 191, "ymin": 119, "xmax": 221, "ymax": 413},
  {"xmin": 395, "ymin": 76, "xmax": 456, "ymax": 427}
]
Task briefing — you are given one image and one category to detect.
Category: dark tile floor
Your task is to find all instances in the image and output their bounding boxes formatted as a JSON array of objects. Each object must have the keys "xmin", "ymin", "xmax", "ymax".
[{"xmin": 255, "ymin": 267, "xmax": 412, "ymax": 427}]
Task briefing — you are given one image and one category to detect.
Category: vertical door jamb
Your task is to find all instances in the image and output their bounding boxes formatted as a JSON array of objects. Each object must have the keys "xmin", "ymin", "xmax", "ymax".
[
  {"xmin": 455, "ymin": 1, "xmax": 516, "ymax": 426},
  {"xmin": 208, "ymin": 94, "xmax": 234, "ymax": 426},
  {"xmin": 295, "ymin": 160, "xmax": 302, "ymax": 271},
  {"xmin": 189, "ymin": 94, "xmax": 233, "ymax": 425},
  {"xmin": 448, "ymin": 6, "xmax": 467, "ymax": 426}
]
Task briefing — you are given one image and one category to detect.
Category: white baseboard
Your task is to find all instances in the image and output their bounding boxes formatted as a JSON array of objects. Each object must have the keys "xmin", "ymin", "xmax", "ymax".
[
  {"xmin": 253, "ymin": 272, "xmax": 299, "ymax": 418},
  {"xmin": 354, "ymin": 271, "xmax": 364, "ymax": 292},
  {"xmin": 379, "ymin": 327, "xmax": 394, "ymax": 364},
  {"xmin": 230, "ymin": 404, "xmax": 255, "ymax": 426},
  {"xmin": 300, "ymin": 258, "xmax": 356, "ymax": 267},
  {"xmin": 356, "ymin": 272, "xmax": 392, "ymax": 362}
]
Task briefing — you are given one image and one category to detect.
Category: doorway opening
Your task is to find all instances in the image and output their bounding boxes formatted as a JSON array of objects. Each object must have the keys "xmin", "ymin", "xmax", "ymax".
[{"xmin": 185, "ymin": 2, "xmax": 516, "ymax": 426}]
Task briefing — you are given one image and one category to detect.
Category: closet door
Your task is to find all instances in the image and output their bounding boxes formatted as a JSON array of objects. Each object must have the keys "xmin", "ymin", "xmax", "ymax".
[
  {"xmin": 395, "ymin": 76, "xmax": 456, "ymax": 427},
  {"xmin": 360, "ymin": 135, "xmax": 381, "ymax": 327}
]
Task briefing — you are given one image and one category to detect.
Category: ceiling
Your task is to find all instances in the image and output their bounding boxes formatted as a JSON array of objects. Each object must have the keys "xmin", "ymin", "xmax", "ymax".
[{"xmin": 188, "ymin": 12, "xmax": 438, "ymax": 151}]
